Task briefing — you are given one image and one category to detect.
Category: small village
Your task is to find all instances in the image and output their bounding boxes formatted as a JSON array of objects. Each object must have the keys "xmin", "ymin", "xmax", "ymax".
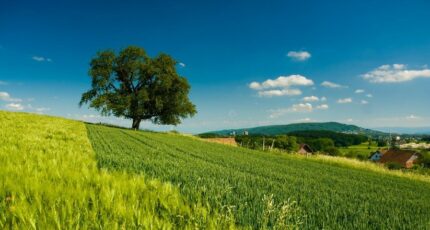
[{"xmin": 203, "ymin": 130, "xmax": 430, "ymax": 171}]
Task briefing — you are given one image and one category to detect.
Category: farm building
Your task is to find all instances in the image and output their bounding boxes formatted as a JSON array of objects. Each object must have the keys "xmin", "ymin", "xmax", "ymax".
[
  {"xmin": 298, "ymin": 144, "xmax": 313, "ymax": 155},
  {"xmin": 370, "ymin": 149, "xmax": 420, "ymax": 168},
  {"xmin": 369, "ymin": 149, "xmax": 387, "ymax": 161}
]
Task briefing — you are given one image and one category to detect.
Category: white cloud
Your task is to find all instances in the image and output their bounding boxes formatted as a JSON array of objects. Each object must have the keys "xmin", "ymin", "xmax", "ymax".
[
  {"xmin": 337, "ymin": 98, "xmax": 352, "ymax": 104},
  {"xmin": 346, "ymin": 118, "xmax": 354, "ymax": 122},
  {"xmin": 269, "ymin": 102, "xmax": 328, "ymax": 118},
  {"xmin": 32, "ymin": 56, "xmax": 52, "ymax": 62},
  {"xmin": 321, "ymin": 81, "xmax": 347, "ymax": 88},
  {"xmin": 355, "ymin": 89, "xmax": 365, "ymax": 94},
  {"xmin": 302, "ymin": 96, "xmax": 319, "ymax": 102},
  {"xmin": 178, "ymin": 62, "xmax": 186, "ymax": 68},
  {"xmin": 290, "ymin": 103, "xmax": 313, "ymax": 112},
  {"xmin": 0, "ymin": 92, "xmax": 22, "ymax": 102},
  {"xmin": 258, "ymin": 89, "xmax": 302, "ymax": 97},
  {"xmin": 320, "ymin": 96, "xmax": 327, "ymax": 101},
  {"xmin": 249, "ymin": 75, "xmax": 314, "ymax": 97},
  {"xmin": 406, "ymin": 114, "xmax": 420, "ymax": 120},
  {"xmin": 316, "ymin": 104, "xmax": 329, "ymax": 110},
  {"xmin": 362, "ymin": 64, "xmax": 430, "ymax": 83},
  {"xmin": 249, "ymin": 82, "xmax": 262, "ymax": 90},
  {"xmin": 250, "ymin": 75, "xmax": 314, "ymax": 90},
  {"xmin": 269, "ymin": 103, "xmax": 313, "ymax": 118},
  {"xmin": 361, "ymin": 100, "xmax": 369, "ymax": 105},
  {"xmin": 35, "ymin": 107, "xmax": 50, "ymax": 113},
  {"xmin": 366, "ymin": 94, "xmax": 373, "ymax": 98},
  {"xmin": 296, "ymin": 118, "xmax": 314, "ymax": 122},
  {"xmin": 5, "ymin": 103, "xmax": 24, "ymax": 110},
  {"xmin": 287, "ymin": 51, "xmax": 311, "ymax": 61}
]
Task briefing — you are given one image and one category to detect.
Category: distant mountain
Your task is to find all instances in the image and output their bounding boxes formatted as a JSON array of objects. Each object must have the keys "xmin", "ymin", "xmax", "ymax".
[
  {"xmin": 374, "ymin": 127, "xmax": 430, "ymax": 135},
  {"xmin": 204, "ymin": 122, "xmax": 387, "ymax": 137}
]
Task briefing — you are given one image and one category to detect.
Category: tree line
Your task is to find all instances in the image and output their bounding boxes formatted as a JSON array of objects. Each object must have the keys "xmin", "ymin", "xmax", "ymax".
[{"xmin": 200, "ymin": 130, "xmax": 369, "ymax": 156}]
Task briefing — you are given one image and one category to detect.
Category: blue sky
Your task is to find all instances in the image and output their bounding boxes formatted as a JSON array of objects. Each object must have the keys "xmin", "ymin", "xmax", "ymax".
[{"xmin": 1, "ymin": 0, "xmax": 430, "ymax": 133}]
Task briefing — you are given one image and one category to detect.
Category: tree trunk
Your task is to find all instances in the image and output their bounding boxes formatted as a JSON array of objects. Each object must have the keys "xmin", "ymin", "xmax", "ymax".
[{"xmin": 132, "ymin": 118, "xmax": 141, "ymax": 130}]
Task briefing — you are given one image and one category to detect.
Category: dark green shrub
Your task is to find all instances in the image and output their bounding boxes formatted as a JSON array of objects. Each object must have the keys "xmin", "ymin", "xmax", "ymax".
[{"xmin": 386, "ymin": 162, "xmax": 403, "ymax": 170}]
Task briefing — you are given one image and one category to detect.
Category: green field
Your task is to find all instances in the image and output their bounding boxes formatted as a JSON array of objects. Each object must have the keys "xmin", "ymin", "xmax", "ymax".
[
  {"xmin": 339, "ymin": 142, "xmax": 380, "ymax": 159},
  {"xmin": 87, "ymin": 124, "xmax": 430, "ymax": 229},
  {"xmin": 0, "ymin": 111, "xmax": 232, "ymax": 229},
  {"xmin": 2, "ymin": 111, "xmax": 430, "ymax": 229}
]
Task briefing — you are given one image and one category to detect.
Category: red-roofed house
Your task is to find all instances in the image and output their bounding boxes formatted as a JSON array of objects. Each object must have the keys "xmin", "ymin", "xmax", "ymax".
[
  {"xmin": 372, "ymin": 149, "xmax": 420, "ymax": 168},
  {"xmin": 298, "ymin": 144, "xmax": 313, "ymax": 156}
]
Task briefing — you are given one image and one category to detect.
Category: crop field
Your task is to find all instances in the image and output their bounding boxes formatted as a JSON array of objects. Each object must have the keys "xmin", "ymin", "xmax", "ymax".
[
  {"xmin": 0, "ymin": 111, "xmax": 232, "ymax": 229},
  {"xmin": 87, "ymin": 124, "xmax": 430, "ymax": 229},
  {"xmin": 2, "ymin": 110, "xmax": 430, "ymax": 229}
]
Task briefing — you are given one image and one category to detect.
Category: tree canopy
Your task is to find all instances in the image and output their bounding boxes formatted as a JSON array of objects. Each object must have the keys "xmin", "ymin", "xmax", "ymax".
[{"xmin": 80, "ymin": 46, "xmax": 196, "ymax": 129}]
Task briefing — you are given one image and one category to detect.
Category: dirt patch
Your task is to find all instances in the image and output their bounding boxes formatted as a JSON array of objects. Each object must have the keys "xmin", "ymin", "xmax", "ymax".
[{"xmin": 204, "ymin": 137, "xmax": 237, "ymax": 146}]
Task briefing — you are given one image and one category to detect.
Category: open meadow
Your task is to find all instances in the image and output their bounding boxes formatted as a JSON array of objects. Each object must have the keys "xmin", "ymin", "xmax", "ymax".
[
  {"xmin": 1, "ymin": 111, "xmax": 430, "ymax": 229},
  {"xmin": 338, "ymin": 142, "xmax": 380, "ymax": 159},
  {"xmin": 0, "ymin": 111, "xmax": 233, "ymax": 229},
  {"xmin": 87, "ymin": 123, "xmax": 430, "ymax": 229}
]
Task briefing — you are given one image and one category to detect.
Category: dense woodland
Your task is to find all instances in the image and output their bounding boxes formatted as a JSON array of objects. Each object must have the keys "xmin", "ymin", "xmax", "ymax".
[{"xmin": 288, "ymin": 130, "xmax": 368, "ymax": 147}]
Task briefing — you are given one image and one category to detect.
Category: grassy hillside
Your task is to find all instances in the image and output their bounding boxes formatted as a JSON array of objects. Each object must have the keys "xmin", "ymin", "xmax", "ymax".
[
  {"xmin": 2, "ymin": 110, "xmax": 430, "ymax": 229},
  {"xmin": 205, "ymin": 122, "xmax": 386, "ymax": 136},
  {"xmin": 0, "ymin": 111, "xmax": 232, "ymax": 229},
  {"xmin": 87, "ymin": 124, "xmax": 430, "ymax": 229}
]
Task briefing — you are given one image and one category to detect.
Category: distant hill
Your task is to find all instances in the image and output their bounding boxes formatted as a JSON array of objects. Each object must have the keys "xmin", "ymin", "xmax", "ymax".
[
  {"xmin": 375, "ymin": 127, "xmax": 430, "ymax": 135},
  {"xmin": 204, "ymin": 122, "xmax": 387, "ymax": 137}
]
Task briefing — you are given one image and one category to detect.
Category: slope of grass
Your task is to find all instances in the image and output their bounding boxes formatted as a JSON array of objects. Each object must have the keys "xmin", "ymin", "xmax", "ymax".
[
  {"xmin": 87, "ymin": 124, "xmax": 430, "ymax": 229},
  {"xmin": 0, "ymin": 111, "xmax": 233, "ymax": 229}
]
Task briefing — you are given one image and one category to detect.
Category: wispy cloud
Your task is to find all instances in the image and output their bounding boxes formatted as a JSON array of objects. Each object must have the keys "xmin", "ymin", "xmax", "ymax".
[
  {"xmin": 270, "ymin": 103, "xmax": 313, "ymax": 118},
  {"xmin": 337, "ymin": 98, "xmax": 352, "ymax": 104},
  {"xmin": 361, "ymin": 100, "xmax": 369, "ymax": 105},
  {"xmin": 362, "ymin": 64, "xmax": 430, "ymax": 83},
  {"xmin": 5, "ymin": 103, "xmax": 24, "ymax": 110},
  {"xmin": 35, "ymin": 107, "xmax": 50, "ymax": 113},
  {"xmin": 32, "ymin": 56, "xmax": 52, "ymax": 62},
  {"xmin": 316, "ymin": 104, "xmax": 329, "ymax": 110},
  {"xmin": 405, "ymin": 114, "xmax": 420, "ymax": 120},
  {"xmin": 296, "ymin": 118, "xmax": 314, "ymax": 122},
  {"xmin": 0, "ymin": 91, "xmax": 22, "ymax": 102},
  {"xmin": 269, "ymin": 102, "xmax": 328, "ymax": 118},
  {"xmin": 302, "ymin": 96, "xmax": 319, "ymax": 102},
  {"xmin": 287, "ymin": 51, "xmax": 311, "ymax": 61},
  {"xmin": 258, "ymin": 89, "xmax": 302, "ymax": 97},
  {"xmin": 321, "ymin": 81, "xmax": 347, "ymax": 88},
  {"xmin": 178, "ymin": 62, "xmax": 186, "ymax": 68},
  {"xmin": 355, "ymin": 89, "xmax": 365, "ymax": 94},
  {"xmin": 366, "ymin": 94, "xmax": 373, "ymax": 98},
  {"xmin": 249, "ymin": 75, "xmax": 314, "ymax": 97}
]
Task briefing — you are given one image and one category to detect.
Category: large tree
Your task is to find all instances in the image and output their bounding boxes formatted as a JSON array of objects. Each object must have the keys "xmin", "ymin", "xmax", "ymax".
[{"xmin": 80, "ymin": 46, "xmax": 196, "ymax": 129}]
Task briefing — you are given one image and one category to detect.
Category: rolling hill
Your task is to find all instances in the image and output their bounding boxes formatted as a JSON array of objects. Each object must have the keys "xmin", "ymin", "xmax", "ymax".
[
  {"xmin": 204, "ymin": 122, "xmax": 387, "ymax": 136},
  {"xmin": 2, "ymin": 110, "xmax": 430, "ymax": 229}
]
